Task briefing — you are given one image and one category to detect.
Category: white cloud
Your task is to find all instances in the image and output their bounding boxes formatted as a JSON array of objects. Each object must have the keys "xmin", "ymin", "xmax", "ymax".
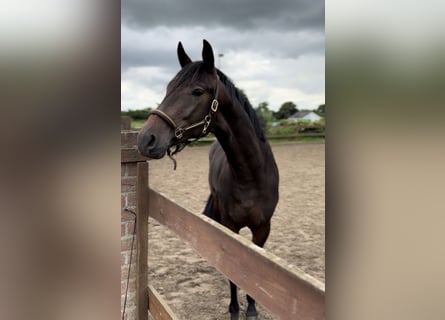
[
  {"xmin": 121, "ymin": 66, "xmax": 170, "ymax": 110},
  {"xmin": 211, "ymin": 50, "xmax": 324, "ymax": 110}
]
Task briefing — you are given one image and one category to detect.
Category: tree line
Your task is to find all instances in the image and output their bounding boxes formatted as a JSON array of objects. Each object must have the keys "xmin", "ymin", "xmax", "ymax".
[
  {"xmin": 121, "ymin": 108, "xmax": 152, "ymax": 120},
  {"xmin": 121, "ymin": 102, "xmax": 325, "ymax": 125},
  {"xmin": 255, "ymin": 101, "xmax": 325, "ymax": 126}
]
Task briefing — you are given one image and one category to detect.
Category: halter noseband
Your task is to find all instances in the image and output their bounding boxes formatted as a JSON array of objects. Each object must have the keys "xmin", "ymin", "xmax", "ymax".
[{"xmin": 148, "ymin": 75, "xmax": 220, "ymax": 169}]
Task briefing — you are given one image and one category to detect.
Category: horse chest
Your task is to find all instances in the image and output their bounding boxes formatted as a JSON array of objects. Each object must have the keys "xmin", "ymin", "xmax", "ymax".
[{"xmin": 216, "ymin": 186, "xmax": 261, "ymax": 219}]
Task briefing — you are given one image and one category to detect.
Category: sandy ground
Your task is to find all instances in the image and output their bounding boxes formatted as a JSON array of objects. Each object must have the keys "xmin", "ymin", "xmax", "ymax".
[{"xmin": 147, "ymin": 142, "xmax": 325, "ymax": 319}]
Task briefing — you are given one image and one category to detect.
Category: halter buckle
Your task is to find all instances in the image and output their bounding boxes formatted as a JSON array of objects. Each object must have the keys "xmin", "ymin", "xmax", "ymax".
[
  {"xmin": 211, "ymin": 99, "xmax": 219, "ymax": 112},
  {"xmin": 174, "ymin": 127, "xmax": 184, "ymax": 139},
  {"xmin": 202, "ymin": 115, "xmax": 212, "ymax": 134}
]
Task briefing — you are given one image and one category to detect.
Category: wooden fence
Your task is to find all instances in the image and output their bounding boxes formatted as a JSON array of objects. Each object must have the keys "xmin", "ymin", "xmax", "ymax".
[{"xmin": 121, "ymin": 129, "xmax": 325, "ymax": 320}]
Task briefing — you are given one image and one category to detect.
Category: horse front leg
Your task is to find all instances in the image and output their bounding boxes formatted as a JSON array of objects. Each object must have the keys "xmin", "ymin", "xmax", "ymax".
[
  {"xmin": 229, "ymin": 280, "xmax": 239, "ymax": 320},
  {"xmin": 245, "ymin": 221, "xmax": 271, "ymax": 319}
]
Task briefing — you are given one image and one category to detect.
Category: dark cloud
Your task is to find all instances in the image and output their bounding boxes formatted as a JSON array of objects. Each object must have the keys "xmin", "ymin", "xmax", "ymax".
[
  {"xmin": 121, "ymin": 26, "xmax": 324, "ymax": 72},
  {"xmin": 121, "ymin": 1, "xmax": 324, "ymax": 72},
  {"xmin": 121, "ymin": 1, "xmax": 325, "ymax": 110},
  {"xmin": 121, "ymin": 46, "xmax": 175, "ymax": 72},
  {"xmin": 122, "ymin": 0, "xmax": 324, "ymax": 31}
]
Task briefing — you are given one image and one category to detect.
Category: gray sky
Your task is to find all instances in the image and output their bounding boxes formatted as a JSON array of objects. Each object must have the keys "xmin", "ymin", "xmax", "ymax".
[{"xmin": 121, "ymin": 0, "xmax": 325, "ymax": 111}]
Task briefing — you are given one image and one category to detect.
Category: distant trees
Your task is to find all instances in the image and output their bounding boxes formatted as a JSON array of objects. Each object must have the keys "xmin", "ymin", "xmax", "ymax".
[
  {"xmin": 254, "ymin": 102, "xmax": 275, "ymax": 128},
  {"xmin": 255, "ymin": 101, "xmax": 301, "ymax": 126},
  {"xmin": 316, "ymin": 104, "xmax": 325, "ymax": 117},
  {"xmin": 121, "ymin": 107, "xmax": 152, "ymax": 120},
  {"xmin": 121, "ymin": 101, "xmax": 324, "ymax": 127},
  {"xmin": 273, "ymin": 101, "xmax": 298, "ymax": 120}
]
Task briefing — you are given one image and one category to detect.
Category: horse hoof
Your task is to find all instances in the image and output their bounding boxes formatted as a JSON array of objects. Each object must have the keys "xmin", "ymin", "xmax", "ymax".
[
  {"xmin": 246, "ymin": 306, "xmax": 258, "ymax": 319},
  {"xmin": 230, "ymin": 312, "xmax": 239, "ymax": 320}
]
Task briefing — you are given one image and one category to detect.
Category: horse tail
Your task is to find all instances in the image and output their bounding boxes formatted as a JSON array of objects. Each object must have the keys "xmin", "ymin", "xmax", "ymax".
[{"xmin": 203, "ymin": 194, "xmax": 220, "ymax": 223}]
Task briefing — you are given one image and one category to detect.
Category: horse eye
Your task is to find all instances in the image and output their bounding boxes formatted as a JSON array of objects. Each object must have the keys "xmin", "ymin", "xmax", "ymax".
[{"xmin": 192, "ymin": 88, "xmax": 204, "ymax": 96}]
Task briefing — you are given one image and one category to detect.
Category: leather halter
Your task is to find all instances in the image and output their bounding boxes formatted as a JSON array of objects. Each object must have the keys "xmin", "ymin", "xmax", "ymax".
[
  {"xmin": 148, "ymin": 75, "xmax": 220, "ymax": 169},
  {"xmin": 149, "ymin": 75, "xmax": 220, "ymax": 141}
]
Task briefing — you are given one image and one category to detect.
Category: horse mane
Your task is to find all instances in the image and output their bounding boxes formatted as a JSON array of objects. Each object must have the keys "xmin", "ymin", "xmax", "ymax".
[
  {"xmin": 169, "ymin": 62, "xmax": 266, "ymax": 142},
  {"xmin": 216, "ymin": 69, "xmax": 266, "ymax": 142}
]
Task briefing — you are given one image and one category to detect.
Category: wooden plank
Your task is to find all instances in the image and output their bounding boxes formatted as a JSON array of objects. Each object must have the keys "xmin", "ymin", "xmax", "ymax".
[
  {"xmin": 122, "ymin": 148, "xmax": 151, "ymax": 163},
  {"xmin": 148, "ymin": 285, "xmax": 180, "ymax": 320},
  {"xmin": 148, "ymin": 189, "xmax": 325, "ymax": 320},
  {"xmin": 121, "ymin": 131, "xmax": 140, "ymax": 148},
  {"xmin": 136, "ymin": 162, "xmax": 149, "ymax": 320}
]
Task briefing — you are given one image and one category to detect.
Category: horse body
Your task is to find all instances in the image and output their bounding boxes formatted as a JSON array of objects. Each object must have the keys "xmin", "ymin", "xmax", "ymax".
[
  {"xmin": 206, "ymin": 79, "xmax": 279, "ymax": 319},
  {"xmin": 207, "ymin": 137, "xmax": 279, "ymax": 242},
  {"xmin": 205, "ymin": 88, "xmax": 278, "ymax": 235},
  {"xmin": 137, "ymin": 40, "xmax": 279, "ymax": 320}
]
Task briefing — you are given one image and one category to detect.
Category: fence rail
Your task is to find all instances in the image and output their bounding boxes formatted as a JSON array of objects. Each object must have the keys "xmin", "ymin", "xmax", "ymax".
[{"xmin": 147, "ymin": 185, "xmax": 325, "ymax": 320}]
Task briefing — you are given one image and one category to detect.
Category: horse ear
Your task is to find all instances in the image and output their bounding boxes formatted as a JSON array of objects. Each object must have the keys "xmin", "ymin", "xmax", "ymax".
[
  {"xmin": 202, "ymin": 39, "xmax": 215, "ymax": 69},
  {"xmin": 177, "ymin": 41, "xmax": 192, "ymax": 68}
]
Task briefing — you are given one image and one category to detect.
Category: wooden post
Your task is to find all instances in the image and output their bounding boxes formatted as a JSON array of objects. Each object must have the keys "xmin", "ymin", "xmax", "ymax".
[
  {"xmin": 136, "ymin": 161, "xmax": 149, "ymax": 320},
  {"xmin": 121, "ymin": 116, "xmax": 131, "ymax": 130}
]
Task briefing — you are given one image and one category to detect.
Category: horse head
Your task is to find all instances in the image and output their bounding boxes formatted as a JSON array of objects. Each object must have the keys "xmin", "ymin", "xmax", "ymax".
[{"xmin": 137, "ymin": 40, "xmax": 219, "ymax": 159}]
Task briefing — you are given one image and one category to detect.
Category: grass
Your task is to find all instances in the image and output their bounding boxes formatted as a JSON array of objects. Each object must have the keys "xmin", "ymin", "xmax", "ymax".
[{"xmin": 131, "ymin": 119, "xmax": 145, "ymax": 129}]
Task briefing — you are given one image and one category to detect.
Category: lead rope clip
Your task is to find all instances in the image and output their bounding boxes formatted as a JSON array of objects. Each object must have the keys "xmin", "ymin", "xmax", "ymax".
[{"xmin": 167, "ymin": 147, "xmax": 178, "ymax": 170}]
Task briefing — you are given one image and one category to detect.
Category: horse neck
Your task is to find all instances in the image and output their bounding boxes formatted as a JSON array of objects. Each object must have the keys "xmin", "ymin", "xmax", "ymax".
[{"xmin": 212, "ymin": 93, "xmax": 266, "ymax": 182}]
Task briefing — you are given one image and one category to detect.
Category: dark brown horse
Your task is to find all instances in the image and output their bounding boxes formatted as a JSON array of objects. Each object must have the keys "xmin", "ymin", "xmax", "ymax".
[{"xmin": 137, "ymin": 40, "xmax": 279, "ymax": 320}]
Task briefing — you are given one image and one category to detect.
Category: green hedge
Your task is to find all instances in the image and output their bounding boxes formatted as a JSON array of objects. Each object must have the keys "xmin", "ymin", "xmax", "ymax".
[{"xmin": 121, "ymin": 108, "xmax": 152, "ymax": 121}]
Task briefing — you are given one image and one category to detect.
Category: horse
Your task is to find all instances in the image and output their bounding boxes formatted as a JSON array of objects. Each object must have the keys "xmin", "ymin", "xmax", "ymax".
[{"xmin": 137, "ymin": 40, "xmax": 279, "ymax": 320}]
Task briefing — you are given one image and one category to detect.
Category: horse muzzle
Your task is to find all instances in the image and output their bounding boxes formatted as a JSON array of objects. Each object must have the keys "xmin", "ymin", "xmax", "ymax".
[{"xmin": 137, "ymin": 122, "xmax": 173, "ymax": 159}]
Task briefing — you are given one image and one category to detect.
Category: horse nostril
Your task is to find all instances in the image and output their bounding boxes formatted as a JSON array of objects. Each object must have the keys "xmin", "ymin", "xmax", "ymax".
[{"xmin": 147, "ymin": 134, "xmax": 156, "ymax": 149}]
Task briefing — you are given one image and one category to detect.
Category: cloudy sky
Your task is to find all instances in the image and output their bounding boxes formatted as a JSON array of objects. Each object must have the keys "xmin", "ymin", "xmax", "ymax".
[{"xmin": 121, "ymin": 0, "xmax": 324, "ymax": 112}]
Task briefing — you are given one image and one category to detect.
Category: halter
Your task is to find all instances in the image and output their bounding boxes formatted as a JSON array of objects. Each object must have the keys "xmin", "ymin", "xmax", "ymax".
[{"xmin": 148, "ymin": 75, "xmax": 220, "ymax": 169}]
